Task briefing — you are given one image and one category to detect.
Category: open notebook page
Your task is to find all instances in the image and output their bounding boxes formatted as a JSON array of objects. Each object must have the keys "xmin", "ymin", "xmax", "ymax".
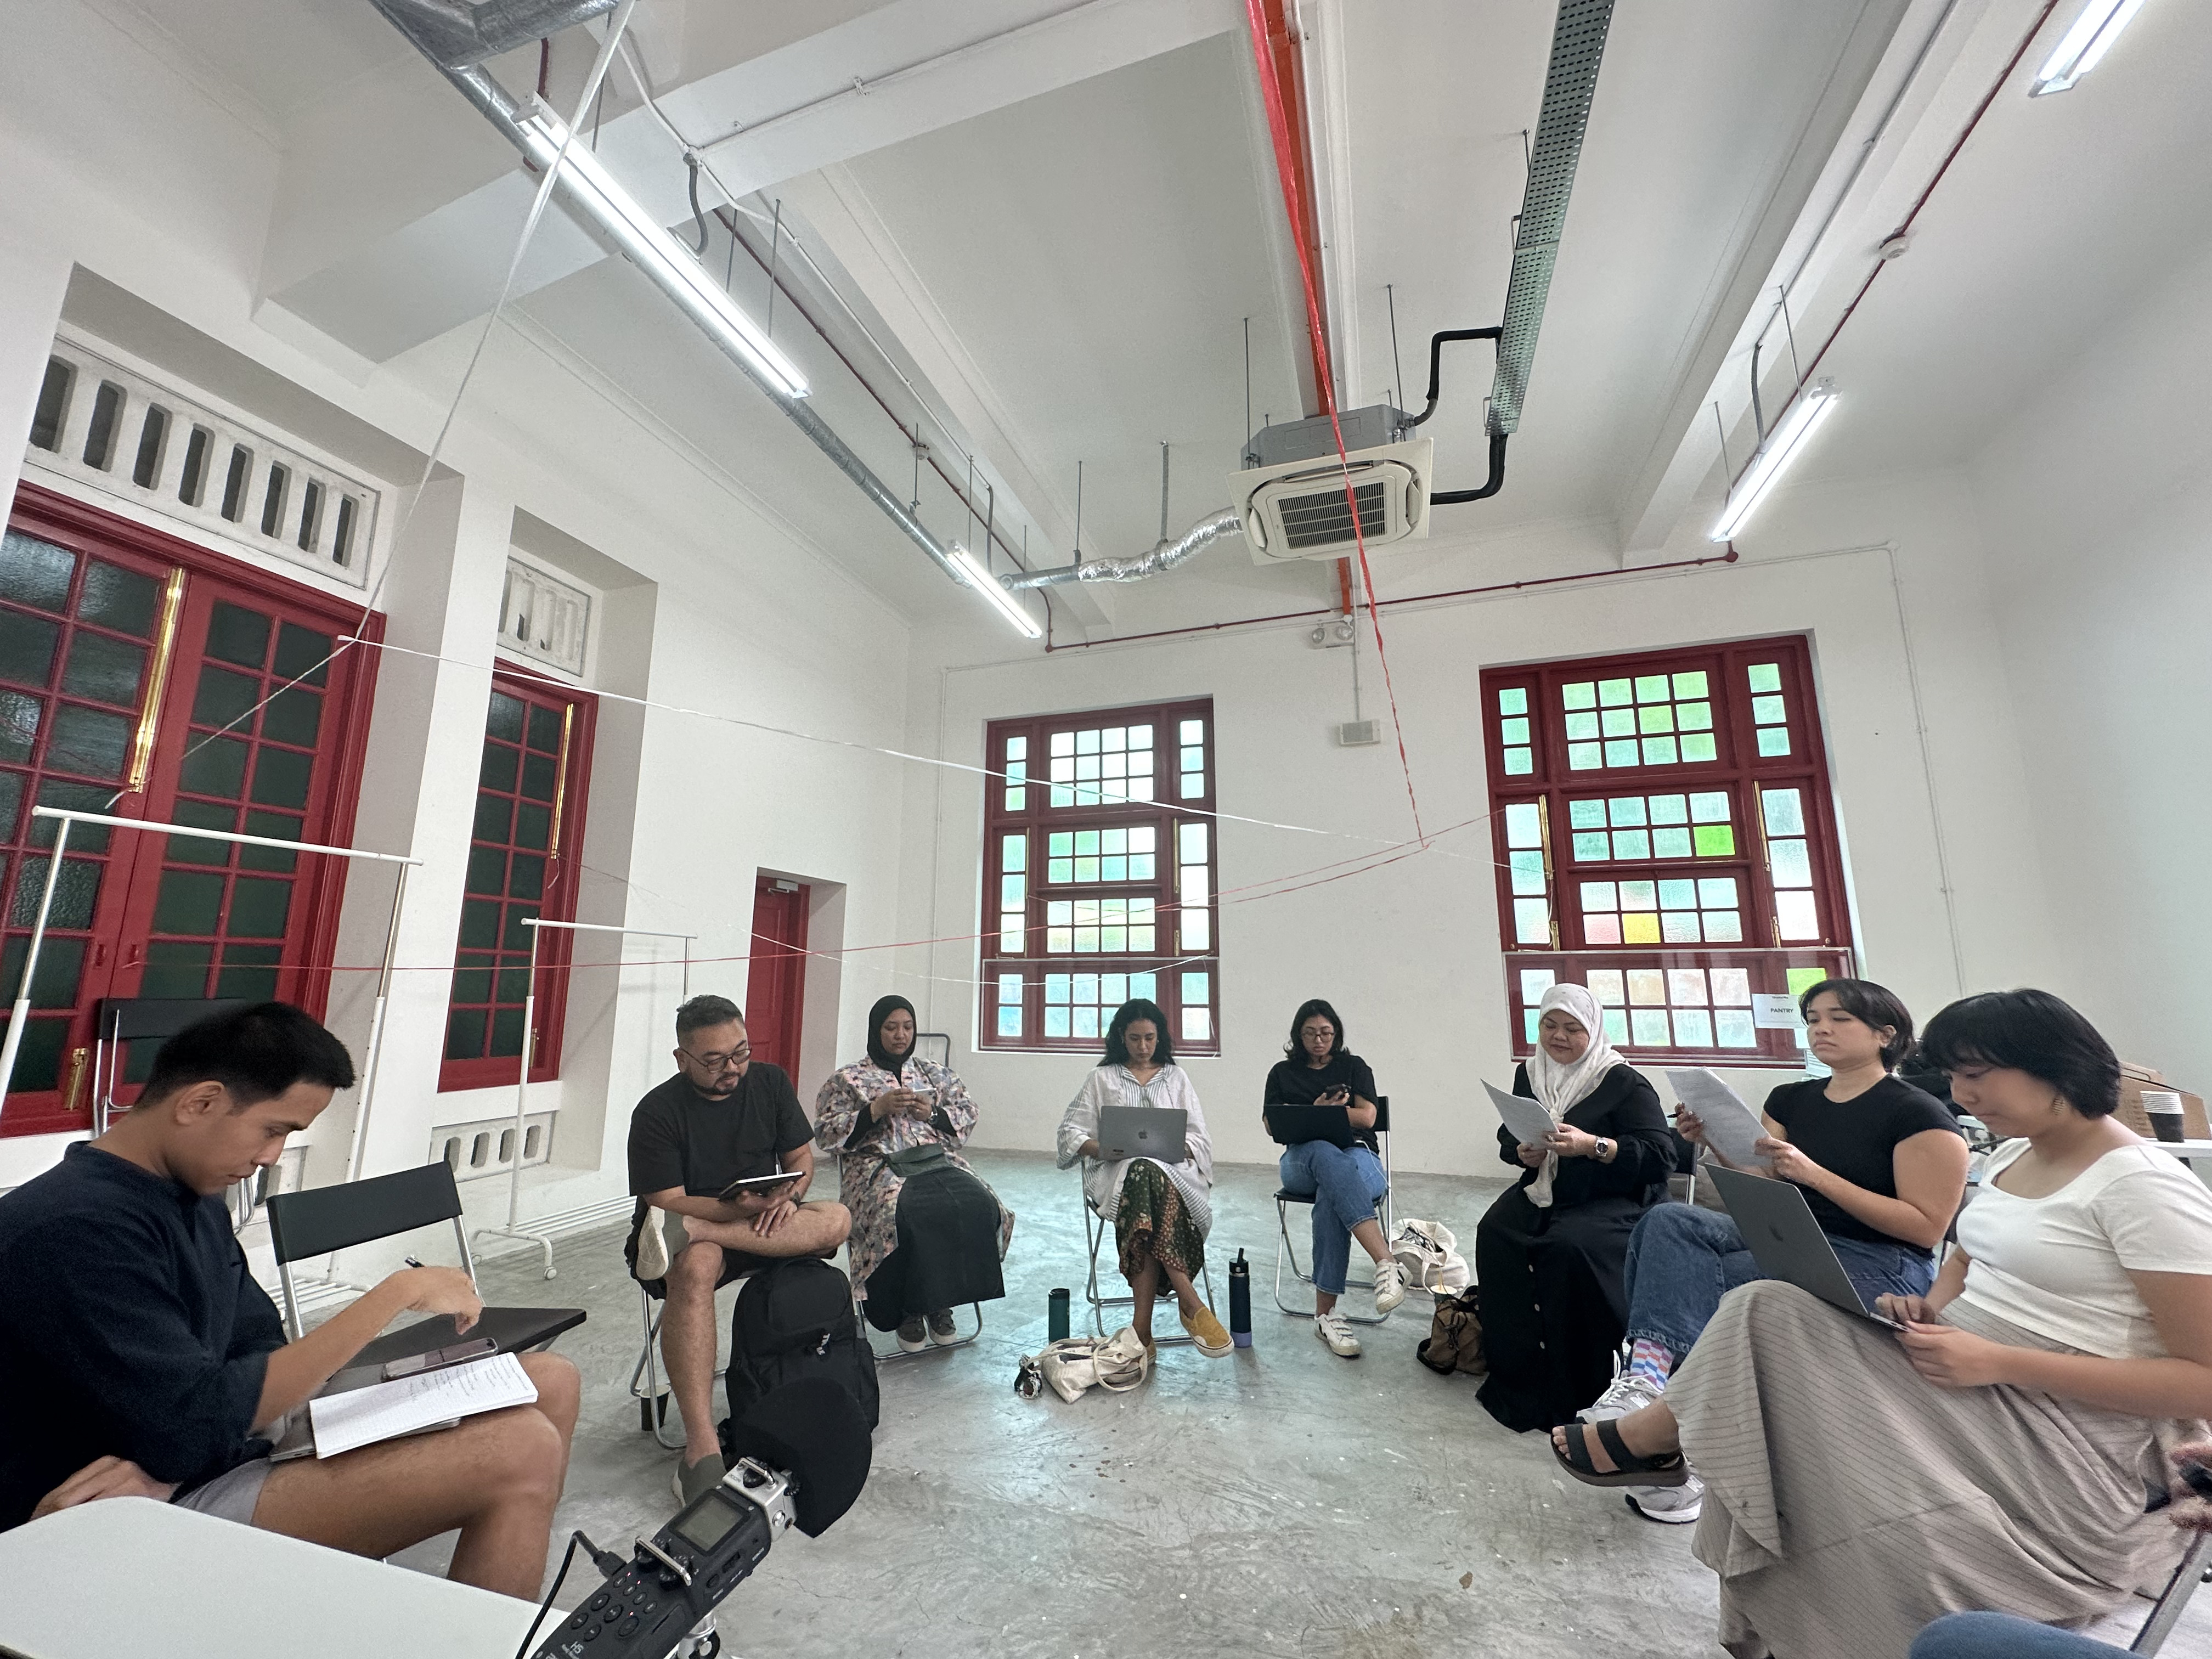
[{"xmin": 307, "ymin": 1352, "xmax": 539, "ymax": 1459}]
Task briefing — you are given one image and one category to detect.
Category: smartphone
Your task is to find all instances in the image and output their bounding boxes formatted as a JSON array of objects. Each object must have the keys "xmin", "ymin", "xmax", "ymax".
[
  {"xmin": 2181, "ymin": 1460, "xmax": 2212, "ymax": 1501},
  {"xmin": 720, "ymin": 1171, "xmax": 802, "ymax": 1201},
  {"xmin": 383, "ymin": 1336, "xmax": 497, "ymax": 1380}
]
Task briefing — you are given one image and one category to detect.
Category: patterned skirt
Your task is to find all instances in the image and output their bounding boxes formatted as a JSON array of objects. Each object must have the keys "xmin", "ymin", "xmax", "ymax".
[{"xmin": 1114, "ymin": 1159, "xmax": 1205, "ymax": 1283}]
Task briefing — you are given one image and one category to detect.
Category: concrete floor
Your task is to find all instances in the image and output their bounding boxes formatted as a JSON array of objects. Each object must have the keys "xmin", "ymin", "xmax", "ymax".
[{"xmin": 380, "ymin": 1151, "xmax": 2211, "ymax": 1659}]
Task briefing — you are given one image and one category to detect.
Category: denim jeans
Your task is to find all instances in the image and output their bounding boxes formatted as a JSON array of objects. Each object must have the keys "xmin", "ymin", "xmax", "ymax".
[
  {"xmin": 1278, "ymin": 1141, "xmax": 1387, "ymax": 1295},
  {"xmin": 1909, "ymin": 1612, "xmax": 2126, "ymax": 1658},
  {"xmin": 1623, "ymin": 1199, "xmax": 1935, "ymax": 1359}
]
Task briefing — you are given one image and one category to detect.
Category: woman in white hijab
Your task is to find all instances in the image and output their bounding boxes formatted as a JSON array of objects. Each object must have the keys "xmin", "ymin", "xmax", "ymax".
[{"xmin": 1474, "ymin": 983, "xmax": 1678, "ymax": 1432}]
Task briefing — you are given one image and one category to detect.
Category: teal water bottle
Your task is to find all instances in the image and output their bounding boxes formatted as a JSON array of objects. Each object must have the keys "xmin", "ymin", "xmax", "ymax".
[{"xmin": 1048, "ymin": 1287, "xmax": 1070, "ymax": 1342}]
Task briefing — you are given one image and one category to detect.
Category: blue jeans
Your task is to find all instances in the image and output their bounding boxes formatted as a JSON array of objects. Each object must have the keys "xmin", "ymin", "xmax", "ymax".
[
  {"xmin": 1623, "ymin": 1200, "xmax": 1934, "ymax": 1359},
  {"xmin": 1278, "ymin": 1141, "xmax": 1387, "ymax": 1296},
  {"xmin": 1910, "ymin": 1613, "xmax": 2125, "ymax": 1658}
]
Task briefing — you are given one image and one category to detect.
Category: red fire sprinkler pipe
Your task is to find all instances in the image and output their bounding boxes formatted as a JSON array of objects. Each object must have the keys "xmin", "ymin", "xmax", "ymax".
[{"xmin": 1248, "ymin": 0, "xmax": 1356, "ymax": 618}]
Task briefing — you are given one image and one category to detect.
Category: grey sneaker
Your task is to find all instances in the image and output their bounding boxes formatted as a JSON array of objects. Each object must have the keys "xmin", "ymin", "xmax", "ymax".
[
  {"xmin": 632, "ymin": 1206, "xmax": 672, "ymax": 1282},
  {"xmin": 1627, "ymin": 1471, "xmax": 1703, "ymax": 1524},
  {"xmin": 927, "ymin": 1308, "xmax": 959, "ymax": 1345},
  {"xmin": 1581, "ymin": 1370, "xmax": 1665, "ymax": 1423},
  {"xmin": 672, "ymin": 1450, "xmax": 725, "ymax": 1505},
  {"xmin": 896, "ymin": 1316, "xmax": 929, "ymax": 1353}
]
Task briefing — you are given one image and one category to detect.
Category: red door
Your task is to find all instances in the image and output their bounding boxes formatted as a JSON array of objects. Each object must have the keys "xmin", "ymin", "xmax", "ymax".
[
  {"xmin": 0, "ymin": 486, "xmax": 379, "ymax": 1137},
  {"xmin": 743, "ymin": 876, "xmax": 808, "ymax": 1081}
]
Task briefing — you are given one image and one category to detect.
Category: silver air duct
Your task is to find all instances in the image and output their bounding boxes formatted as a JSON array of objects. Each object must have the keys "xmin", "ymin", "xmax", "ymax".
[
  {"xmin": 371, "ymin": 0, "xmax": 974, "ymax": 592},
  {"xmin": 1489, "ymin": 0, "xmax": 1613, "ymax": 436},
  {"xmin": 1003, "ymin": 509, "xmax": 1242, "ymax": 590},
  {"xmin": 375, "ymin": 0, "xmax": 622, "ymax": 68}
]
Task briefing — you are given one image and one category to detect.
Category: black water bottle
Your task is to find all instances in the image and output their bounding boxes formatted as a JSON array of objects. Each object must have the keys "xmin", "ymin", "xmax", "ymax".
[{"xmin": 1229, "ymin": 1249, "xmax": 1252, "ymax": 1347}]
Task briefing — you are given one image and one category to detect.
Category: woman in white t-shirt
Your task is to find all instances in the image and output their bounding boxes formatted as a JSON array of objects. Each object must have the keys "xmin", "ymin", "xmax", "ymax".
[{"xmin": 1547, "ymin": 989, "xmax": 2212, "ymax": 1659}]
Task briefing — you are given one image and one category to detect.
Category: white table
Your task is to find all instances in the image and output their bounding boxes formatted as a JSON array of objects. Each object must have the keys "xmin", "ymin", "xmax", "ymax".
[{"xmin": 0, "ymin": 1498, "xmax": 538, "ymax": 1659}]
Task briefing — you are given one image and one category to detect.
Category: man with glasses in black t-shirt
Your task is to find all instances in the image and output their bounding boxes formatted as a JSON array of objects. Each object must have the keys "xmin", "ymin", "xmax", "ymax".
[{"xmin": 627, "ymin": 995, "xmax": 849, "ymax": 1505}]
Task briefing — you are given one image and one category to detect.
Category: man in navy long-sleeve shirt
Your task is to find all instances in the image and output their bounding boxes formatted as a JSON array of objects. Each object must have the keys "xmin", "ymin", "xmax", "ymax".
[{"xmin": 0, "ymin": 1003, "xmax": 579, "ymax": 1598}]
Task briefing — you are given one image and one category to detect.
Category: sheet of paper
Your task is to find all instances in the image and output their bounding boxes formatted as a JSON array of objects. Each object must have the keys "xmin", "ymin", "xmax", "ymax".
[
  {"xmin": 308, "ymin": 1352, "xmax": 538, "ymax": 1459},
  {"xmin": 1483, "ymin": 1080, "xmax": 1559, "ymax": 1148},
  {"xmin": 1664, "ymin": 1068, "xmax": 1773, "ymax": 1170},
  {"xmin": 1751, "ymin": 994, "xmax": 1803, "ymax": 1031}
]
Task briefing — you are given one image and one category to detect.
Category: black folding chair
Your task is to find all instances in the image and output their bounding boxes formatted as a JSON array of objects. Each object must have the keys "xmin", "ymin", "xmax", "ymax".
[{"xmin": 266, "ymin": 1161, "xmax": 583, "ymax": 1367}]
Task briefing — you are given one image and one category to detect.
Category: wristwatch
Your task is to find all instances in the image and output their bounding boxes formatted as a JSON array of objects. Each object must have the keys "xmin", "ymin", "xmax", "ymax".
[{"xmin": 1594, "ymin": 1137, "xmax": 1614, "ymax": 1162}]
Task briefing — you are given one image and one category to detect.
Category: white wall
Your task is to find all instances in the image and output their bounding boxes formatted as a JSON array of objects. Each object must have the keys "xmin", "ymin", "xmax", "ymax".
[
  {"xmin": 0, "ymin": 9, "xmax": 918, "ymax": 1271},
  {"xmin": 900, "ymin": 472, "xmax": 2057, "ymax": 1177},
  {"xmin": 1968, "ymin": 233, "xmax": 2212, "ymax": 1089}
]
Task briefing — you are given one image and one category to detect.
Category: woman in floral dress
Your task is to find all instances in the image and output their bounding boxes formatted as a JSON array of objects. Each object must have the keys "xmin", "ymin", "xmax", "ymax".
[{"xmin": 814, "ymin": 995, "xmax": 1014, "ymax": 1350}]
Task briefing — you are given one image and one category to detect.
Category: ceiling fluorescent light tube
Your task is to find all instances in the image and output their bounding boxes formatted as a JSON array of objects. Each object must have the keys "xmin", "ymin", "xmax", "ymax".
[
  {"xmin": 2029, "ymin": 0, "xmax": 2149, "ymax": 95},
  {"xmin": 951, "ymin": 544, "xmax": 1042, "ymax": 639},
  {"xmin": 1708, "ymin": 380, "xmax": 1838, "ymax": 542},
  {"xmin": 517, "ymin": 103, "xmax": 809, "ymax": 399}
]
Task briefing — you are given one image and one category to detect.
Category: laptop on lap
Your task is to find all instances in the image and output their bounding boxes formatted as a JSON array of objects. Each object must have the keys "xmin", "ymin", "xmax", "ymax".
[
  {"xmin": 1096, "ymin": 1105, "xmax": 1188, "ymax": 1163},
  {"xmin": 1265, "ymin": 1101, "xmax": 1356, "ymax": 1149},
  {"xmin": 1705, "ymin": 1164, "xmax": 1905, "ymax": 1330}
]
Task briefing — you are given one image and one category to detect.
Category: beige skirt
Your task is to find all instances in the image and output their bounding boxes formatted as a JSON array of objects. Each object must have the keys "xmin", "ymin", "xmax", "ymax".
[{"xmin": 1669, "ymin": 1279, "xmax": 2196, "ymax": 1659}]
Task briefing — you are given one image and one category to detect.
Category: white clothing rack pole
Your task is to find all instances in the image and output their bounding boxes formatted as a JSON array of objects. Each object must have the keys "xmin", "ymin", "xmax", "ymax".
[
  {"xmin": 0, "ymin": 812, "xmax": 420, "ymax": 1170},
  {"xmin": 472, "ymin": 918, "xmax": 695, "ymax": 1280}
]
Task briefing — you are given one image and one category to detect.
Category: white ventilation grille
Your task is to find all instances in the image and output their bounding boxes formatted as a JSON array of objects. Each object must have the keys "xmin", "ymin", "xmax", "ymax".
[
  {"xmin": 500, "ymin": 557, "xmax": 591, "ymax": 678},
  {"xmin": 435, "ymin": 1111, "xmax": 556, "ymax": 1183},
  {"xmin": 24, "ymin": 331, "xmax": 380, "ymax": 586}
]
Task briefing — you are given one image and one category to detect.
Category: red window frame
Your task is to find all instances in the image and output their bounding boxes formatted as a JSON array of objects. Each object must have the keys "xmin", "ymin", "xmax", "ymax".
[
  {"xmin": 980, "ymin": 697, "xmax": 1220, "ymax": 1054},
  {"xmin": 1482, "ymin": 635, "xmax": 1853, "ymax": 1066},
  {"xmin": 0, "ymin": 482, "xmax": 381, "ymax": 1137},
  {"xmin": 437, "ymin": 666, "xmax": 596, "ymax": 1092}
]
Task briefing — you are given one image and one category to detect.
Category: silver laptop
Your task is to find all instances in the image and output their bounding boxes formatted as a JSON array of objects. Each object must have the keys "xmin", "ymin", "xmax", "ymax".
[
  {"xmin": 1097, "ymin": 1104, "xmax": 1188, "ymax": 1163},
  {"xmin": 1706, "ymin": 1164, "xmax": 1905, "ymax": 1329}
]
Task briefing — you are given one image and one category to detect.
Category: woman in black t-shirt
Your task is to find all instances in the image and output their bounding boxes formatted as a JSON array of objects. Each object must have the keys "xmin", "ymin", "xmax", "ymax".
[
  {"xmin": 1265, "ymin": 1000, "xmax": 1402, "ymax": 1358},
  {"xmin": 1580, "ymin": 977, "xmax": 1968, "ymax": 1526}
]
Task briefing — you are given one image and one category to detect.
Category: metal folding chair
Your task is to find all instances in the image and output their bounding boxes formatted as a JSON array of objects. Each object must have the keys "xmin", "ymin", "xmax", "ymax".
[
  {"xmin": 2133, "ymin": 1521, "xmax": 2212, "ymax": 1654},
  {"xmin": 264, "ymin": 1161, "xmax": 583, "ymax": 1361},
  {"xmin": 1274, "ymin": 1096, "xmax": 1396, "ymax": 1324},
  {"xmin": 630, "ymin": 1272, "xmax": 747, "ymax": 1450},
  {"xmin": 862, "ymin": 1297, "xmax": 985, "ymax": 1363},
  {"xmin": 1079, "ymin": 1163, "xmax": 1216, "ymax": 1347}
]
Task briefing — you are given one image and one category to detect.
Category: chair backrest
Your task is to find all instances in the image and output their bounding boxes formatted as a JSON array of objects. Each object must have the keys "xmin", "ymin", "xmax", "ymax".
[
  {"xmin": 99, "ymin": 996, "xmax": 253, "ymax": 1045},
  {"xmin": 265, "ymin": 1161, "xmax": 465, "ymax": 1265},
  {"xmin": 1372, "ymin": 1094, "xmax": 1390, "ymax": 1136}
]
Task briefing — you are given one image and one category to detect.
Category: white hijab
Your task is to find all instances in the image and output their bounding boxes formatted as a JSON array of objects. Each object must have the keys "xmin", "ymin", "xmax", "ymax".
[{"xmin": 1523, "ymin": 983, "xmax": 1624, "ymax": 1208}]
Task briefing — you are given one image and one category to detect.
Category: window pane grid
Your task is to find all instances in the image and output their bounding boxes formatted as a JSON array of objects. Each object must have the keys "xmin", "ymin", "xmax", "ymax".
[
  {"xmin": 1511, "ymin": 949, "xmax": 1853, "ymax": 1059},
  {"xmin": 984, "ymin": 699, "xmax": 1216, "ymax": 1052},
  {"xmin": 1486, "ymin": 640, "xmax": 1844, "ymax": 1062}
]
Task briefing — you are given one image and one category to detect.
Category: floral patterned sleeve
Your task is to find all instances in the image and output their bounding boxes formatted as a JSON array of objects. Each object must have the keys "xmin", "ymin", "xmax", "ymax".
[
  {"xmin": 813, "ymin": 1067, "xmax": 870, "ymax": 1154},
  {"xmin": 932, "ymin": 1066, "xmax": 980, "ymax": 1147}
]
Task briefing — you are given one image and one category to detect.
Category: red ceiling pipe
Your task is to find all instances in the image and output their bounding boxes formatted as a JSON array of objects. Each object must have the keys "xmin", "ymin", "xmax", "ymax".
[{"xmin": 1248, "ymin": 0, "xmax": 1355, "ymax": 617}]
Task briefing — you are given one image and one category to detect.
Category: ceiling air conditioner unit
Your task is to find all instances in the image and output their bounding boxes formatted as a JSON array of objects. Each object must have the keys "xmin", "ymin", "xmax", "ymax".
[{"xmin": 1231, "ymin": 403, "xmax": 1432, "ymax": 565}]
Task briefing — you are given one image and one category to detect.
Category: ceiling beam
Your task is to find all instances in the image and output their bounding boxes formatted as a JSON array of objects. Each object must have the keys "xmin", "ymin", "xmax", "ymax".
[{"xmin": 1611, "ymin": 0, "xmax": 1914, "ymax": 555}]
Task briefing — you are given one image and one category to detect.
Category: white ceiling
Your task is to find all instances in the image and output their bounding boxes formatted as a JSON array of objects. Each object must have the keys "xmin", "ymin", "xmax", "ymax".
[{"xmin": 71, "ymin": 0, "xmax": 2212, "ymax": 633}]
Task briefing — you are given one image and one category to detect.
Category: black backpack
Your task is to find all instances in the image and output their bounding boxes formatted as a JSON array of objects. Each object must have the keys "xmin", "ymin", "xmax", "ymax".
[{"xmin": 720, "ymin": 1257, "xmax": 879, "ymax": 1436}]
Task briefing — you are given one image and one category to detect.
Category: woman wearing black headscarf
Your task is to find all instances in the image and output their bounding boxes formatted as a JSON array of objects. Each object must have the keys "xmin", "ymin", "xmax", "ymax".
[{"xmin": 813, "ymin": 996, "xmax": 1014, "ymax": 1348}]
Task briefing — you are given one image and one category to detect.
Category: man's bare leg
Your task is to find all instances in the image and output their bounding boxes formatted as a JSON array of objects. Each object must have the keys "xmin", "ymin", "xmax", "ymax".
[
  {"xmin": 680, "ymin": 1200, "xmax": 851, "ymax": 1262},
  {"xmin": 252, "ymin": 1352, "xmax": 581, "ymax": 1599},
  {"xmin": 661, "ymin": 1241, "xmax": 728, "ymax": 1470}
]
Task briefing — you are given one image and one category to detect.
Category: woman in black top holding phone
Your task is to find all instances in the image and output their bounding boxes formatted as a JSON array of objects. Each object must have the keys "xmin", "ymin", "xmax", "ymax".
[{"xmin": 1266, "ymin": 1000, "xmax": 1404, "ymax": 1358}]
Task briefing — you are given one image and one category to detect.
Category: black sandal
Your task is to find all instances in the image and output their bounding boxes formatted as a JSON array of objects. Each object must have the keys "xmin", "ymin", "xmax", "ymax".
[{"xmin": 1551, "ymin": 1418, "xmax": 1688, "ymax": 1488}]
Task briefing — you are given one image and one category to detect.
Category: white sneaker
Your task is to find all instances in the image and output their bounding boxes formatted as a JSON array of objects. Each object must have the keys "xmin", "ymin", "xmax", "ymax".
[
  {"xmin": 632, "ymin": 1207, "xmax": 671, "ymax": 1282},
  {"xmin": 1314, "ymin": 1312, "xmax": 1362, "ymax": 1357},
  {"xmin": 1580, "ymin": 1370, "xmax": 1664, "ymax": 1423},
  {"xmin": 1627, "ymin": 1471, "xmax": 1703, "ymax": 1524},
  {"xmin": 1371, "ymin": 1257, "xmax": 1407, "ymax": 1316}
]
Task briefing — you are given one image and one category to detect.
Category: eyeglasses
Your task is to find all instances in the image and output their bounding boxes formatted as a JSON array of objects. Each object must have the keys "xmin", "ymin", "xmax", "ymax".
[{"xmin": 681, "ymin": 1043, "xmax": 752, "ymax": 1073}]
